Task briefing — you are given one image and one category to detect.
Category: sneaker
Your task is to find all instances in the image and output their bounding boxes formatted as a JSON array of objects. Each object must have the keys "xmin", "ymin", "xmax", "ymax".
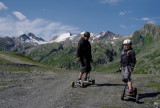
[
  {"xmin": 76, "ymin": 78, "xmax": 81, "ymax": 83},
  {"xmin": 125, "ymin": 89, "xmax": 134, "ymax": 95}
]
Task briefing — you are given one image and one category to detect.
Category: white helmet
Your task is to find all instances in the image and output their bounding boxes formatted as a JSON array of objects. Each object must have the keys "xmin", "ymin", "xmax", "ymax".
[{"xmin": 123, "ymin": 39, "xmax": 132, "ymax": 45}]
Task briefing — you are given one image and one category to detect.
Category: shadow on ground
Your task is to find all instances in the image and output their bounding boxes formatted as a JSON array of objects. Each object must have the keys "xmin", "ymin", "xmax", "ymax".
[
  {"xmin": 123, "ymin": 92, "xmax": 160, "ymax": 104},
  {"xmin": 95, "ymin": 83, "xmax": 125, "ymax": 87},
  {"xmin": 139, "ymin": 92, "xmax": 160, "ymax": 100}
]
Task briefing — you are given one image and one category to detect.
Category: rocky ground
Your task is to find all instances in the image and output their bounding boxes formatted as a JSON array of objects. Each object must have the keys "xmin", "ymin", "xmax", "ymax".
[
  {"xmin": 0, "ymin": 70, "xmax": 160, "ymax": 108},
  {"xmin": 0, "ymin": 53, "xmax": 160, "ymax": 108}
]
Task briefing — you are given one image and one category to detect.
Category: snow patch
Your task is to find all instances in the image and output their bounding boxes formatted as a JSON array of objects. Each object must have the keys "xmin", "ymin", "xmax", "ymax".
[
  {"xmin": 80, "ymin": 31, "xmax": 85, "ymax": 35},
  {"xmin": 53, "ymin": 32, "xmax": 71, "ymax": 42},
  {"xmin": 113, "ymin": 36, "xmax": 119, "ymax": 40}
]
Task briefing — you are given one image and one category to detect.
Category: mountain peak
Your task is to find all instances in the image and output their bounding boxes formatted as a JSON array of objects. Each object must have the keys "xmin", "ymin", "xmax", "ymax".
[
  {"xmin": 28, "ymin": 33, "xmax": 45, "ymax": 41},
  {"xmin": 51, "ymin": 32, "xmax": 72, "ymax": 42},
  {"xmin": 142, "ymin": 24, "xmax": 155, "ymax": 30},
  {"xmin": 28, "ymin": 32, "xmax": 36, "ymax": 38},
  {"xmin": 80, "ymin": 31, "xmax": 85, "ymax": 35},
  {"xmin": 17, "ymin": 33, "xmax": 45, "ymax": 44},
  {"xmin": 19, "ymin": 34, "xmax": 30, "ymax": 41}
]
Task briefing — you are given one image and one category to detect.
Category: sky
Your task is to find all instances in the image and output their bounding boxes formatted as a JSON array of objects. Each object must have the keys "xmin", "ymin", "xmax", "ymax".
[{"xmin": 0, "ymin": 0, "xmax": 160, "ymax": 41}]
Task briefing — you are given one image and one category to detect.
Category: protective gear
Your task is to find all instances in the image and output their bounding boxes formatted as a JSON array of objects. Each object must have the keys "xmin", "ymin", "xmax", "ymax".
[
  {"xmin": 123, "ymin": 39, "xmax": 132, "ymax": 45},
  {"xmin": 84, "ymin": 32, "xmax": 90, "ymax": 37}
]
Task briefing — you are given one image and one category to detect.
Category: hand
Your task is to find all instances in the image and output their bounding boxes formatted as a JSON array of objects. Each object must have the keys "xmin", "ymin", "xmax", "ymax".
[
  {"xmin": 77, "ymin": 58, "xmax": 80, "ymax": 62},
  {"xmin": 119, "ymin": 67, "xmax": 122, "ymax": 71},
  {"xmin": 129, "ymin": 67, "xmax": 133, "ymax": 72},
  {"xmin": 130, "ymin": 69, "xmax": 133, "ymax": 72},
  {"xmin": 129, "ymin": 68, "xmax": 133, "ymax": 72}
]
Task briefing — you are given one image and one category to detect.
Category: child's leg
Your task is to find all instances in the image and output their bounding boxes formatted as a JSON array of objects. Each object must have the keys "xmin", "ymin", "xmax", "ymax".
[{"xmin": 128, "ymin": 81, "xmax": 132, "ymax": 90}]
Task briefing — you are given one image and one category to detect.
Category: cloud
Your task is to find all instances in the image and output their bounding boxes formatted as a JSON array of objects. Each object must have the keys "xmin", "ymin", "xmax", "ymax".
[
  {"xmin": 100, "ymin": 0, "xmax": 123, "ymax": 4},
  {"xmin": 0, "ymin": 2, "xmax": 8, "ymax": 10},
  {"xmin": 131, "ymin": 25, "xmax": 138, "ymax": 28},
  {"xmin": 141, "ymin": 17, "xmax": 150, "ymax": 21},
  {"xmin": 119, "ymin": 12, "xmax": 125, "ymax": 16},
  {"xmin": 120, "ymin": 24, "xmax": 127, "ymax": 29},
  {"xmin": 141, "ymin": 17, "xmax": 157, "ymax": 24},
  {"xmin": 0, "ymin": 12, "xmax": 80, "ymax": 41},
  {"xmin": 119, "ymin": 10, "xmax": 131, "ymax": 16},
  {"xmin": 13, "ymin": 11, "xmax": 27, "ymax": 20},
  {"xmin": 147, "ymin": 20, "xmax": 156, "ymax": 24},
  {"xmin": 131, "ymin": 17, "xmax": 159, "ymax": 24}
]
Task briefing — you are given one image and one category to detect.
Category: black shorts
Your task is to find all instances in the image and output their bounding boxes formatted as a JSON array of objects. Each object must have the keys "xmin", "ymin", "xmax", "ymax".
[{"xmin": 80, "ymin": 57, "xmax": 91, "ymax": 73}]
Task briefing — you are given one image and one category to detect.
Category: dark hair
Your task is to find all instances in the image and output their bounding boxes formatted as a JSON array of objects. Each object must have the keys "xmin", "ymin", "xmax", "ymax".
[{"xmin": 84, "ymin": 32, "xmax": 90, "ymax": 37}]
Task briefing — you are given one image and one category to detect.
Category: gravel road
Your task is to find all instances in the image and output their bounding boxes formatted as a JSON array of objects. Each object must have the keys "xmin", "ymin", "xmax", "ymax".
[{"xmin": 0, "ymin": 70, "xmax": 159, "ymax": 108}]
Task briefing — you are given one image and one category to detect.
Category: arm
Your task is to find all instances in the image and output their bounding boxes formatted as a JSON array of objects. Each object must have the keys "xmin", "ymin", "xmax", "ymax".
[
  {"xmin": 76, "ymin": 40, "xmax": 82, "ymax": 58},
  {"xmin": 120, "ymin": 56, "xmax": 122, "ymax": 70},
  {"xmin": 89, "ymin": 43, "xmax": 92, "ymax": 61},
  {"xmin": 129, "ymin": 51, "xmax": 136, "ymax": 71}
]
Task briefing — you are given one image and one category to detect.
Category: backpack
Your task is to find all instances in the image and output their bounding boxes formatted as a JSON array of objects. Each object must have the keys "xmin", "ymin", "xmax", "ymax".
[{"xmin": 122, "ymin": 49, "xmax": 133, "ymax": 57}]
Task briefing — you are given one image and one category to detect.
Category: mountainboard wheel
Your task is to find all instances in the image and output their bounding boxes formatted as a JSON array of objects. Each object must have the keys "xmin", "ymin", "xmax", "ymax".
[
  {"xmin": 121, "ymin": 88, "xmax": 125, "ymax": 100},
  {"xmin": 81, "ymin": 82, "xmax": 85, "ymax": 88},
  {"xmin": 92, "ymin": 79, "xmax": 95, "ymax": 85},
  {"xmin": 136, "ymin": 94, "xmax": 139, "ymax": 103},
  {"xmin": 71, "ymin": 81, "xmax": 75, "ymax": 88}
]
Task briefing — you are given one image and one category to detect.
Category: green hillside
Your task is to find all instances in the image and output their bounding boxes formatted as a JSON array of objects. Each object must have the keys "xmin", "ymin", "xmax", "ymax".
[
  {"xmin": 0, "ymin": 51, "xmax": 45, "ymax": 72},
  {"xmin": 131, "ymin": 24, "xmax": 160, "ymax": 74}
]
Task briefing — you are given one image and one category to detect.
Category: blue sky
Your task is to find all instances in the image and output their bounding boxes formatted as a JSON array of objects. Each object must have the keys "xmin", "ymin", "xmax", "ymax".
[{"xmin": 0, "ymin": 0, "xmax": 160, "ymax": 40}]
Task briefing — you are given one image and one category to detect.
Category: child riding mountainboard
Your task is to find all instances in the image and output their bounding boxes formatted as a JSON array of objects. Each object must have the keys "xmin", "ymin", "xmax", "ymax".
[
  {"xmin": 71, "ymin": 32, "xmax": 95, "ymax": 88},
  {"xmin": 120, "ymin": 39, "xmax": 139, "ymax": 102}
]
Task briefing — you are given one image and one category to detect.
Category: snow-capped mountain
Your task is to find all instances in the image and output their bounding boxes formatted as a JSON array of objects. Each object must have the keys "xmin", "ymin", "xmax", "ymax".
[
  {"xmin": 50, "ymin": 32, "xmax": 73, "ymax": 42},
  {"xmin": 28, "ymin": 33, "xmax": 45, "ymax": 42},
  {"xmin": 15, "ymin": 33, "xmax": 46, "ymax": 45},
  {"xmin": 0, "ymin": 30, "xmax": 129, "ymax": 51},
  {"xmin": 50, "ymin": 31, "xmax": 121, "ymax": 43},
  {"xmin": 89, "ymin": 31, "xmax": 120, "ymax": 42}
]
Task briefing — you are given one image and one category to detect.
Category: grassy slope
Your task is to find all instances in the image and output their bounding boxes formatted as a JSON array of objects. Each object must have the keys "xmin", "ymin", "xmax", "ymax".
[
  {"xmin": 132, "ymin": 25, "xmax": 160, "ymax": 74},
  {"xmin": 0, "ymin": 51, "xmax": 44, "ymax": 72}
]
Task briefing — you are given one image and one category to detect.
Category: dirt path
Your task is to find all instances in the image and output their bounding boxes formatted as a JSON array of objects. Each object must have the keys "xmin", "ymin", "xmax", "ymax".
[
  {"xmin": 0, "ymin": 54, "xmax": 32, "ymax": 65},
  {"xmin": 0, "ymin": 71, "xmax": 160, "ymax": 108}
]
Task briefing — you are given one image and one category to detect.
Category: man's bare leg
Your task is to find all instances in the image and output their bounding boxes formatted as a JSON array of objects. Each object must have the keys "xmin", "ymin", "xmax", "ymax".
[{"xmin": 78, "ymin": 72, "xmax": 83, "ymax": 79}]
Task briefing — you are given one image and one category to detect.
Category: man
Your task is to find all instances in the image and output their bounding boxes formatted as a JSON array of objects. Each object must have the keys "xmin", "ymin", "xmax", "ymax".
[
  {"xmin": 120, "ymin": 39, "xmax": 136, "ymax": 94},
  {"xmin": 76, "ymin": 32, "xmax": 93, "ymax": 82}
]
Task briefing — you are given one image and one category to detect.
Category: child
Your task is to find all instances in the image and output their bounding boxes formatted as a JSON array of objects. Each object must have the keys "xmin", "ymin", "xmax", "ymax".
[{"xmin": 120, "ymin": 39, "xmax": 136, "ymax": 94}]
